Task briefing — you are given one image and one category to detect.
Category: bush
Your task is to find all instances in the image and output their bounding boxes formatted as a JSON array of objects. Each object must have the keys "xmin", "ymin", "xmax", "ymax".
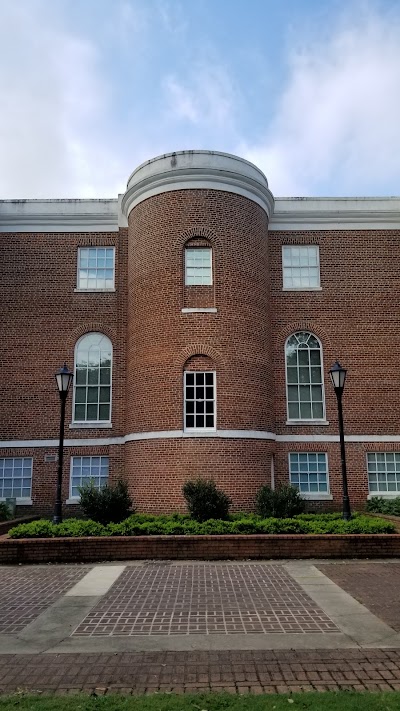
[
  {"xmin": 79, "ymin": 479, "xmax": 133, "ymax": 525},
  {"xmin": 9, "ymin": 519, "xmax": 56, "ymax": 538},
  {"xmin": 366, "ymin": 497, "xmax": 400, "ymax": 517},
  {"xmin": 8, "ymin": 512, "xmax": 395, "ymax": 538},
  {"xmin": 256, "ymin": 484, "xmax": 305, "ymax": 518},
  {"xmin": 0, "ymin": 502, "xmax": 11, "ymax": 522},
  {"xmin": 182, "ymin": 478, "xmax": 231, "ymax": 522}
]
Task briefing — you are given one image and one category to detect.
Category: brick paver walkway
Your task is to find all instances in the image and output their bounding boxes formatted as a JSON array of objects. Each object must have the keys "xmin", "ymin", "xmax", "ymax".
[
  {"xmin": 0, "ymin": 567, "xmax": 88, "ymax": 634},
  {"xmin": 1, "ymin": 650, "xmax": 400, "ymax": 694},
  {"xmin": 318, "ymin": 562, "xmax": 400, "ymax": 632},
  {"xmin": 73, "ymin": 564, "xmax": 338, "ymax": 637}
]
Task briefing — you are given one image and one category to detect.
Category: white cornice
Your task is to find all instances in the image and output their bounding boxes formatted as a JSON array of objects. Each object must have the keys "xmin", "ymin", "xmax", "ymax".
[
  {"xmin": 121, "ymin": 150, "xmax": 275, "ymax": 220},
  {"xmin": 270, "ymin": 197, "xmax": 400, "ymax": 231},
  {"xmin": 0, "ymin": 199, "xmax": 119, "ymax": 233}
]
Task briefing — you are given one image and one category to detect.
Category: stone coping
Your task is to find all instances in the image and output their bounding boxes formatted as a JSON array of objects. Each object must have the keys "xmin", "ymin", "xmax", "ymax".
[{"xmin": 1, "ymin": 533, "xmax": 400, "ymax": 564}]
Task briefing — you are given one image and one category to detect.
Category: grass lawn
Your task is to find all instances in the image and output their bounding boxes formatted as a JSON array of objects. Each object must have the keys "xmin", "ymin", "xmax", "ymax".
[{"xmin": 1, "ymin": 693, "xmax": 400, "ymax": 711}]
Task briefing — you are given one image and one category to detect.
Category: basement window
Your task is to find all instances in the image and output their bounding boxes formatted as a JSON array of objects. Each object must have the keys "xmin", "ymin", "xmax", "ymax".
[
  {"xmin": 289, "ymin": 452, "xmax": 329, "ymax": 495},
  {"xmin": 367, "ymin": 452, "xmax": 400, "ymax": 494}
]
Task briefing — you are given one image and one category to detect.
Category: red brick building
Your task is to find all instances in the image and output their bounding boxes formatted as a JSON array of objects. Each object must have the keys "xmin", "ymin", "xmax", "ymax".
[{"xmin": 1, "ymin": 150, "xmax": 400, "ymax": 515}]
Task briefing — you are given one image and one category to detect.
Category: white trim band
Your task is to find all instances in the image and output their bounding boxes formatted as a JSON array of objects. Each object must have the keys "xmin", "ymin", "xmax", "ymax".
[
  {"xmin": 270, "ymin": 197, "xmax": 400, "ymax": 231},
  {"xmin": 3, "ymin": 430, "xmax": 400, "ymax": 448},
  {"xmin": 121, "ymin": 151, "xmax": 274, "ymax": 220},
  {"xmin": 181, "ymin": 308, "xmax": 218, "ymax": 313},
  {"xmin": 0, "ymin": 199, "xmax": 119, "ymax": 233}
]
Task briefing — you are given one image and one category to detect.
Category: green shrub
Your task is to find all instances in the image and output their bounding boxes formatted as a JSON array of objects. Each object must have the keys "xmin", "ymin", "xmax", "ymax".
[
  {"xmin": 9, "ymin": 520, "xmax": 56, "ymax": 538},
  {"xmin": 79, "ymin": 479, "xmax": 133, "ymax": 525},
  {"xmin": 366, "ymin": 497, "xmax": 400, "ymax": 517},
  {"xmin": 182, "ymin": 478, "xmax": 231, "ymax": 522},
  {"xmin": 55, "ymin": 519, "xmax": 107, "ymax": 537},
  {"xmin": 8, "ymin": 511, "xmax": 395, "ymax": 538},
  {"xmin": 0, "ymin": 502, "xmax": 11, "ymax": 522},
  {"xmin": 256, "ymin": 484, "xmax": 305, "ymax": 518}
]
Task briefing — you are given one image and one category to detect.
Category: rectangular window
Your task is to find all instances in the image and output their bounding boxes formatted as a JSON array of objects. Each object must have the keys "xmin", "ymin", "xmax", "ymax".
[
  {"xmin": 0, "ymin": 457, "xmax": 33, "ymax": 500},
  {"xmin": 185, "ymin": 248, "xmax": 212, "ymax": 285},
  {"xmin": 77, "ymin": 247, "xmax": 115, "ymax": 290},
  {"xmin": 289, "ymin": 452, "xmax": 329, "ymax": 494},
  {"xmin": 184, "ymin": 371, "xmax": 216, "ymax": 431},
  {"xmin": 70, "ymin": 456, "xmax": 109, "ymax": 499},
  {"xmin": 282, "ymin": 246, "xmax": 320, "ymax": 289},
  {"xmin": 367, "ymin": 452, "xmax": 400, "ymax": 494}
]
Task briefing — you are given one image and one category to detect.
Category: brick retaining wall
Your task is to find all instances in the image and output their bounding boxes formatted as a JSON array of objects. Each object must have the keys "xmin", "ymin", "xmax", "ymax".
[
  {"xmin": 1, "ymin": 534, "xmax": 400, "ymax": 563},
  {"xmin": 0, "ymin": 516, "xmax": 37, "ymax": 537}
]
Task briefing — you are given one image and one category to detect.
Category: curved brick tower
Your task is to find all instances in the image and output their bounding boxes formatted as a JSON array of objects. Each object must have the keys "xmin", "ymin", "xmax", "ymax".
[{"xmin": 120, "ymin": 151, "xmax": 275, "ymax": 511}]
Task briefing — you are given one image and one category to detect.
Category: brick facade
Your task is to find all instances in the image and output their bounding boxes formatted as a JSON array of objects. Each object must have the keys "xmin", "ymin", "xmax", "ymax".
[{"xmin": 1, "ymin": 150, "xmax": 399, "ymax": 515}]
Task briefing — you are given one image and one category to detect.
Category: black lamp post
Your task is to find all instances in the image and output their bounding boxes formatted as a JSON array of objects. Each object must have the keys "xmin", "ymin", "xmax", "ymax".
[
  {"xmin": 53, "ymin": 363, "xmax": 73, "ymax": 524},
  {"xmin": 329, "ymin": 361, "xmax": 351, "ymax": 521}
]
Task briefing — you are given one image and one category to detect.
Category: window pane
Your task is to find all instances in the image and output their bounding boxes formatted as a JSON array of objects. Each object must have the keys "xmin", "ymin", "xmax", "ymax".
[
  {"xmin": 185, "ymin": 247, "xmax": 212, "ymax": 285},
  {"xmin": 74, "ymin": 334, "xmax": 112, "ymax": 423},
  {"xmin": 78, "ymin": 248, "xmax": 115, "ymax": 289},
  {"xmin": 282, "ymin": 246, "xmax": 320, "ymax": 288},
  {"xmin": 185, "ymin": 371, "xmax": 215, "ymax": 430},
  {"xmin": 99, "ymin": 404, "xmax": 110, "ymax": 420}
]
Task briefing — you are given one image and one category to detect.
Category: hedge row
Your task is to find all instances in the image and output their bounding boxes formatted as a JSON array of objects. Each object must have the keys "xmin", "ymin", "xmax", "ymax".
[
  {"xmin": 366, "ymin": 497, "xmax": 400, "ymax": 517},
  {"xmin": 8, "ymin": 512, "xmax": 395, "ymax": 538}
]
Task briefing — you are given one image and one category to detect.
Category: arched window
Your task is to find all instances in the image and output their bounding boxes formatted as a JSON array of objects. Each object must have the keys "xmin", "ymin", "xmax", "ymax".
[
  {"xmin": 285, "ymin": 331, "xmax": 325, "ymax": 421},
  {"xmin": 185, "ymin": 241, "xmax": 212, "ymax": 285},
  {"xmin": 73, "ymin": 333, "xmax": 112, "ymax": 423},
  {"xmin": 183, "ymin": 355, "xmax": 216, "ymax": 431}
]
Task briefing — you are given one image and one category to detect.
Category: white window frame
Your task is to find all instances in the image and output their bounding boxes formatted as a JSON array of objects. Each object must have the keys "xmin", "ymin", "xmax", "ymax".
[
  {"xmin": 72, "ymin": 333, "xmax": 113, "ymax": 427},
  {"xmin": 185, "ymin": 247, "xmax": 213, "ymax": 286},
  {"xmin": 285, "ymin": 331, "xmax": 327, "ymax": 424},
  {"xmin": 68, "ymin": 455, "xmax": 109, "ymax": 502},
  {"xmin": 282, "ymin": 245, "xmax": 321, "ymax": 290},
  {"xmin": 184, "ymin": 370, "xmax": 216, "ymax": 432},
  {"xmin": 0, "ymin": 457, "xmax": 33, "ymax": 504},
  {"xmin": 367, "ymin": 452, "xmax": 400, "ymax": 497},
  {"xmin": 76, "ymin": 247, "xmax": 115, "ymax": 292},
  {"xmin": 288, "ymin": 452, "xmax": 332, "ymax": 499}
]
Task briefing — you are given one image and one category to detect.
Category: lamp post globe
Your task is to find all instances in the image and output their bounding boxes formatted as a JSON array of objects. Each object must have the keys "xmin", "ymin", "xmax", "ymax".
[
  {"xmin": 329, "ymin": 360, "xmax": 351, "ymax": 521},
  {"xmin": 53, "ymin": 363, "xmax": 73, "ymax": 524}
]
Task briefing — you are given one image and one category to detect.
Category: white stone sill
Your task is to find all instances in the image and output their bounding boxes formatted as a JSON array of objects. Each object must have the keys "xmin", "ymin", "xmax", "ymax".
[
  {"xmin": 69, "ymin": 422, "xmax": 112, "ymax": 429},
  {"xmin": 301, "ymin": 493, "xmax": 333, "ymax": 501},
  {"xmin": 181, "ymin": 307, "xmax": 217, "ymax": 313},
  {"xmin": 282, "ymin": 287, "xmax": 322, "ymax": 292},
  {"xmin": 286, "ymin": 420, "xmax": 330, "ymax": 426},
  {"xmin": 73, "ymin": 288, "xmax": 116, "ymax": 293},
  {"xmin": 367, "ymin": 493, "xmax": 400, "ymax": 499},
  {"xmin": 0, "ymin": 497, "xmax": 32, "ymax": 505},
  {"xmin": 65, "ymin": 498, "xmax": 80, "ymax": 505}
]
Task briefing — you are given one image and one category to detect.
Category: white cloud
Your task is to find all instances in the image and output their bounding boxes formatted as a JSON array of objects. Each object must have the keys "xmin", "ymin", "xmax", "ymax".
[
  {"xmin": 0, "ymin": 0, "xmax": 124, "ymax": 198},
  {"xmin": 241, "ymin": 8, "xmax": 400, "ymax": 196},
  {"xmin": 163, "ymin": 63, "xmax": 237, "ymax": 131}
]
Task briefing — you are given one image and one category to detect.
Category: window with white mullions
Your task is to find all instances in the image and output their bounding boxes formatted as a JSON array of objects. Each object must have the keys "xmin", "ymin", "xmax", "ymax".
[
  {"xmin": 70, "ymin": 456, "xmax": 109, "ymax": 499},
  {"xmin": 289, "ymin": 452, "xmax": 329, "ymax": 494},
  {"xmin": 73, "ymin": 333, "xmax": 112, "ymax": 423},
  {"xmin": 282, "ymin": 245, "xmax": 320, "ymax": 288},
  {"xmin": 77, "ymin": 247, "xmax": 115, "ymax": 290},
  {"xmin": 0, "ymin": 457, "xmax": 33, "ymax": 499},
  {"xmin": 285, "ymin": 331, "xmax": 325, "ymax": 421},
  {"xmin": 184, "ymin": 371, "xmax": 216, "ymax": 430},
  {"xmin": 367, "ymin": 452, "xmax": 400, "ymax": 494},
  {"xmin": 185, "ymin": 248, "xmax": 212, "ymax": 285}
]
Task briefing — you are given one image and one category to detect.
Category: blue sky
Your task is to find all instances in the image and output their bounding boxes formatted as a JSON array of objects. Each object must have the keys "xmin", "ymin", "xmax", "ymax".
[{"xmin": 1, "ymin": 0, "xmax": 400, "ymax": 198}]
